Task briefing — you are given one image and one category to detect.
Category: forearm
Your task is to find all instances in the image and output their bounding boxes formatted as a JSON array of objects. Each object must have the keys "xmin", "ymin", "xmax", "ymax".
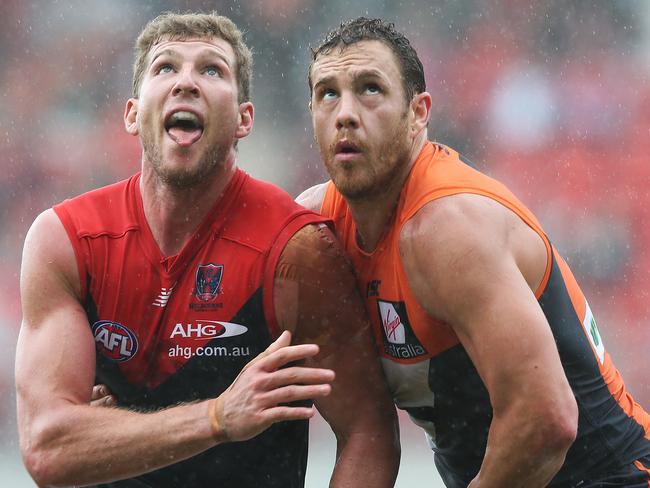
[
  {"xmin": 22, "ymin": 400, "xmax": 215, "ymax": 486},
  {"xmin": 469, "ymin": 411, "xmax": 572, "ymax": 488},
  {"xmin": 329, "ymin": 430, "xmax": 400, "ymax": 488}
]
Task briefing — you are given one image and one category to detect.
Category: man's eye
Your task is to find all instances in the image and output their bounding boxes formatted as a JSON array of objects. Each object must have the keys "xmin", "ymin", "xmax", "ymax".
[
  {"xmin": 205, "ymin": 66, "xmax": 220, "ymax": 77},
  {"xmin": 365, "ymin": 84, "xmax": 380, "ymax": 95},
  {"xmin": 157, "ymin": 64, "xmax": 173, "ymax": 74},
  {"xmin": 322, "ymin": 89, "xmax": 337, "ymax": 100}
]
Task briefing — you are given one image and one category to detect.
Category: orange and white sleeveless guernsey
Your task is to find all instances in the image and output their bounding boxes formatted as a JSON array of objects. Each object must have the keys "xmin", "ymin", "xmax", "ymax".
[{"xmin": 321, "ymin": 142, "xmax": 650, "ymax": 487}]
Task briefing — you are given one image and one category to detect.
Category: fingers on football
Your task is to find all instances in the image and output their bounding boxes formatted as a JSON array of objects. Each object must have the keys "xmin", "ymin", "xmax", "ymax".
[
  {"xmin": 260, "ymin": 330, "xmax": 292, "ymax": 358},
  {"xmin": 263, "ymin": 383, "xmax": 332, "ymax": 406},
  {"xmin": 259, "ymin": 343, "xmax": 322, "ymax": 371},
  {"xmin": 92, "ymin": 395, "xmax": 117, "ymax": 407},
  {"xmin": 241, "ymin": 330, "xmax": 293, "ymax": 371},
  {"xmin": 265, "ymin": 366, "xmax": 335, "ymax": 389},
  {"xmin": 90, "ymin": 385, "xmax": 116, "ymax": 407},
  {"xmin": 264, "ymin": 405, "xmax": 318, "ymax": 423},
  {"xmin": 91, "ymin": 384, "xmax": 108, "ymax": 400}
]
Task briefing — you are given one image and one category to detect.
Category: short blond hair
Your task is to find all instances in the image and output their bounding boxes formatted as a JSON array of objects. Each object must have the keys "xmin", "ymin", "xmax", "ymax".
[{"xmin": 132, "ymin": 12, "xmax": 253, "ymax": 103}]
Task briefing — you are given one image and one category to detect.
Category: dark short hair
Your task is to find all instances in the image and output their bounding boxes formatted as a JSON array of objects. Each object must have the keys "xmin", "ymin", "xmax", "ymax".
[
  {"xmin": 309, "ymin": 17, "xmax": 426, "ymax": 102},
  {"xmin": 132, "ymin": 12, "xmax": 252, "ymax": 104}
]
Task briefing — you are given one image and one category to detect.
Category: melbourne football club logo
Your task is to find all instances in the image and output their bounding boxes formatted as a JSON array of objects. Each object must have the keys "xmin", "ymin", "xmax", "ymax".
[
  {"xmin": 92, "ymin": 320, "xmax": 138, "ymax": 362},
  {"xmin": 195, "ymin": 264, "xmax": 224, "ymax": 302},
  {"xmin": 377, "ymin": 300, "xmax": 427, "ymax": 360}
]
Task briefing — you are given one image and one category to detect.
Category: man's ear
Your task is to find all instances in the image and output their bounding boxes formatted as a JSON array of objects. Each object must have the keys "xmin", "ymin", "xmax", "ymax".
[
  {"xmin": 124, "ymin": 98, "xmax": 139, "ymax": 135},
  {"xmin": 410, "ymin": 91, "xmax": 432, "ymax": 134},
  {"xmin": 235, "ymin": 101, "xmax": 254, "ymax": 139}
]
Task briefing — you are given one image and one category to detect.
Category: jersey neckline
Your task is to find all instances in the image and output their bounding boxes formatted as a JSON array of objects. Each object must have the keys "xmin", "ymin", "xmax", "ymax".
[{"xmin": 130, "ymin": 169, "xmax": 248, "ymax": 278}]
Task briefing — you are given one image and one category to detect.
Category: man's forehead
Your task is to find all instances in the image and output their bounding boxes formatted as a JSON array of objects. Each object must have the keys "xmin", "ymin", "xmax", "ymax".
[
  {"xmin": 148, "ymin": 37, "xmax": 235, "ymax": 64},
  {"xmin": 311, "ymin": 40, "xmax": 399, "ymax": 80}
]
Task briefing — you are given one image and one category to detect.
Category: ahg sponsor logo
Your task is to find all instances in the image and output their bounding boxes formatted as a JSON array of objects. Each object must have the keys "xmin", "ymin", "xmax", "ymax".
[
  {"xmin": 92, "ymin": 320, "xmax": 138, "ymax": 362},
  {"xmin": 169, "ymin": 320, "xmax": 248, "ymax": 340},
  {"xmin": 377, "ymin": 300, "xmax": 427, "ymax": 360},
  {"xmin": 168, "ymin": 321, "xmax": 250, "ymax": 360}
]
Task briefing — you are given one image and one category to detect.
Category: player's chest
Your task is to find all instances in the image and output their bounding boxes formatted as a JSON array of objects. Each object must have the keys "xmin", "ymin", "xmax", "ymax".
[
  {"xmin": 351, "ymin": 247, "xmax": 460, "ymax": 364},
  {"xmin": 87, "ymin": 237, "xmax": 267, "ymax": 376}
]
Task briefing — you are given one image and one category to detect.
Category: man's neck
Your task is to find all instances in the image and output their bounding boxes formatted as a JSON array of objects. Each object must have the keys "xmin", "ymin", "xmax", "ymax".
[
  {"xmin": 140, "ymin": 158, "xmax": 237, "ymax": 257},
  {"xmin": 347, "ymin": 137, "xmax": 427, "ymax": 253}
]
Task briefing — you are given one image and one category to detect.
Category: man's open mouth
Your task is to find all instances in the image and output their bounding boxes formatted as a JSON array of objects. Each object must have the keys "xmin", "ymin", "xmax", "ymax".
[
  {"xmin": 164, "ymin": 111, "xmax": 204, "ymax": 147},
  {"xmin": 335, "ymin": 140, "xmax": 361, "ymax": 155}
]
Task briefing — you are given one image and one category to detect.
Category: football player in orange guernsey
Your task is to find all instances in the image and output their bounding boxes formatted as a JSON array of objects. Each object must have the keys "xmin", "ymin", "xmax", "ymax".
[{"xmin": 299, "ymin": 17, "xmax": 650, "ymax": 488}]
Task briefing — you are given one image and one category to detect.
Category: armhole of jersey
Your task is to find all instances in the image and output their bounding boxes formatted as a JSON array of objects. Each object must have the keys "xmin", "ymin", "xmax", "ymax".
[
  {"xmin": 262, "ymin": 211, "xmax": 330, "ymax": 340},
  {"xmin": 52, "ymin": 204, "xmax": 89, "ymax": 301},
  {"xmin": 319, "ymin": 181, "xmax": 336, "ymax": 216},
  {"xmin": 403, "ymin": 188, "xmax": 553, "ymax": 299}
]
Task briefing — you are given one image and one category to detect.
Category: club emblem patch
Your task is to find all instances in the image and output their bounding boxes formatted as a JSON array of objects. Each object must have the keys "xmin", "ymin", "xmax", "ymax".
[{"xmin": 195, "ymin": 264, "xmax": 224, "ymax": 302}]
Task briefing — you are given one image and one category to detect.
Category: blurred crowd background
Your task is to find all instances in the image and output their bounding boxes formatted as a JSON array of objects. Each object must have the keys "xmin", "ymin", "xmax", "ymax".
[{"xmin": 2, "ymin": 0, "xmax": 650, "ymax": 485}]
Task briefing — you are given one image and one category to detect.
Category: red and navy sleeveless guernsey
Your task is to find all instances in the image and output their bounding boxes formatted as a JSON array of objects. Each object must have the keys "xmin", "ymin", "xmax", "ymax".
[
  {"xmin": 321, "ymin": 142, "xmax": 650, "ymax": 487},
  {"xmin": 53, "ymin": 168, "xmax": 327, "ymax": 488}
]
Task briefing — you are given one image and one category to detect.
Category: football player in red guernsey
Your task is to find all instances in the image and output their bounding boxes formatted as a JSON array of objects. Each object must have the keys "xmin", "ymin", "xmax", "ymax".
[{"xmin": 16, "ymin": 12, "xmax": 398, "ymax": 488}]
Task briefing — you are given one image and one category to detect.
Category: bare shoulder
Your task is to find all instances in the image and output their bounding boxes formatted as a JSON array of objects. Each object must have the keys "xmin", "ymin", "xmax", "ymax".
[
  {"xmin": 275, "ymin": 222, "xmax": 360, "ymax": 346},
  {"xmin": 400, "ymin": 193, "xmax": 509, "ymax": 257},
  {"xmin": 22, "ymin": 208, "xmax": 81, "ymax": 313},
  {"xmin": 282, "ymin": 222, "xmax": 344, "ymax": 265},
  {"xmin": 295, "ymin": 182, "xmax": 329, "ymax": 213},
  {"xmin": 399, "ymin": 193, "xmax": 546, "ymax": 321},
  {"xmin": 399, "ymin": 194, "xmax": 516, "ymax": 323}
]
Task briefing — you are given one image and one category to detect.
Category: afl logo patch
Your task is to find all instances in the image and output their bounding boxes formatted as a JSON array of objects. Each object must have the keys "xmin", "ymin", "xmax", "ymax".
[{"xmin": 92, "ymin": 320, "xmax": 139, "ymax": 362}]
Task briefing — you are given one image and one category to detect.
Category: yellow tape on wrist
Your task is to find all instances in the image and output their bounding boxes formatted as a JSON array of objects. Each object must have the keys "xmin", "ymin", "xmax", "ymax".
[{"xmin": 208, "ymin": 398, "xmax": 226, "ymax": 443}]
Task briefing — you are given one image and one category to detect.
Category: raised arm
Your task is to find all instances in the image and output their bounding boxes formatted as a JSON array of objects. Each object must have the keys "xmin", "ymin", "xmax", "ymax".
[
  {"xmin": 16, "ymin": 209, "xmax": 334, "ymax": 487},
  {"xmin": 274, "ymin": 223, "xmax": 400, "ymax": 488},
  {"xmin": 400, "ymin": 194, "xmax": 578, "ymax": 488}
]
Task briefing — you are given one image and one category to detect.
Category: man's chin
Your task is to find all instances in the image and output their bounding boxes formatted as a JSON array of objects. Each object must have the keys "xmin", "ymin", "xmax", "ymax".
[
  {"xmin": 159, "ymin": 171, "xmax": 206, "ymax": 190},
  {"xmin": 152, "ymin": 159, "xmax": 218, "ymax": 190},
  {"xmin": 144, "ymin": 139, "xmax": 230, "ymax": 190},
  {"xmin": 332, "ymin": 177, "xmax": 375, "ymax": 202}
]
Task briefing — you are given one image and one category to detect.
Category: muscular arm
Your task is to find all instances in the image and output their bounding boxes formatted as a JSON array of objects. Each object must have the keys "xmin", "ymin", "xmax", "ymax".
[
  {"xmin": 400, "ymin": 194, "xmax": 578, "ymax": 488},
  {"xmin": 16, "ymin": 210, "xmax": 334, "ymax": 487},
  {"xmin": 274, "ymin": 224, "xmax": 400, "ymax": 488}
]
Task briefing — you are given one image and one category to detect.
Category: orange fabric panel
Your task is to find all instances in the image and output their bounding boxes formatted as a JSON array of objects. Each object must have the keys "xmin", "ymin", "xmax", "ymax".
[
  {"xmin": 555, "ymin": 249, "xmax": 650, "ymax": 436},
  {"xmin": 633, "ymin": 459, "xmax": 650, "ymax": 486}
]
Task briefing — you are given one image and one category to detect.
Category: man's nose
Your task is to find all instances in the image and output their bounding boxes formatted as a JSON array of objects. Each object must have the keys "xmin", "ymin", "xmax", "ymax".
[
  {"xmin": 172, "ymin": 66, "xmax": 200, "ymax": 97},
  {"xmin": 335, "ymin": 92, "xmax": 360, "ymax": 130}
]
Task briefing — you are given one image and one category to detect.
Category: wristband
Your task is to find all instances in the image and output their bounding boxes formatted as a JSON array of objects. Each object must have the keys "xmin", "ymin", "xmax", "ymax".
[{"xmin": 208, "ymin": 398, "xmax": 227, "ymax": 443}]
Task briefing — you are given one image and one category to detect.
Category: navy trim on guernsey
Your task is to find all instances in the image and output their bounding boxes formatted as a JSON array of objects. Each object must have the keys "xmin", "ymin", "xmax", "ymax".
[
  {"xmin": 86, "ymin": 288, "xmax": 309, "ymax": 488},
  {"xmin": 406, "ymin": 246, "xmax": 650, "ymax": 487}
]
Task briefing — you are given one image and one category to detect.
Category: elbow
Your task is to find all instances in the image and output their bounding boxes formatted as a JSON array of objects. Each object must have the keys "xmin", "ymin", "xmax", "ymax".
[
  {"xmin": 21, "ymin": 427, "xmax": 69, "ymax": 487},
  {"xmin": 22, "ymin": 444, "xmax": 59, "ymax": 487},
  {"xmin": 534, "ymin": 395, "xmax": 578, "ymax": 457}
]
